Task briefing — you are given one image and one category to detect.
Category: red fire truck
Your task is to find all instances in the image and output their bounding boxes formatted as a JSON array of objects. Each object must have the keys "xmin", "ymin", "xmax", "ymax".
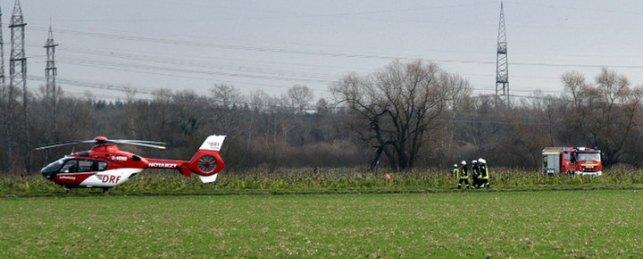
[{"xmin": 542, "ymin": 147, "xmax": 603, "ymax": 176}]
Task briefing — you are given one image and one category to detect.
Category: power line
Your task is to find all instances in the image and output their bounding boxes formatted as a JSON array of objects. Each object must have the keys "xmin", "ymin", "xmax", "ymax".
[
  {"xmin": 29, "ymin": 54, "xmax": 569, "ymax": 97},
  {"xmin": 56, "ymin": 47, "xmax": 335, "ymax": 81},
  {"xmin": 59, "ymin": 56, "xmax": 332, "ymax": 83},
  {"xmin": 31, "ymin": 25, "xmax": 643, "ymax": 69},
  {"xmin": 36, "ymin": 56, "xmax": 337, "ymax": 94},
  {"xmin": 503, "ymin": 1, "xmax": 643, "ymax": 17},
  {"xmin": 61, "ymin": 48, "xmax": 568, "ymax": 93},
  {"xmin": 28, "ymin": 75, "xmax": 155, "ymax": 95},
  {"xmin": 36, "ymin": 57, "xmax": 568, "ymax": 96},
  {"xmin": 38, "ymin": 44, "xmax": 566, "ymax": 86},
  {"xmin": 156, "ymin": 0, "xmax": 498, "ymax": 19},
  {"xmin": 29, "ymin": 73, "xmax": 564, "ymax": 104},
  {"xmin": 34, "ymin": 58, "xmax": 334, "ymax": 94}
]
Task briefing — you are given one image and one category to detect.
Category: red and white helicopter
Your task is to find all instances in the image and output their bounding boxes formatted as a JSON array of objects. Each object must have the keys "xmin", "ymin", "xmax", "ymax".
[{"xmin": 35, "ymin": 135, "xmax": 226, "ymax": 190}]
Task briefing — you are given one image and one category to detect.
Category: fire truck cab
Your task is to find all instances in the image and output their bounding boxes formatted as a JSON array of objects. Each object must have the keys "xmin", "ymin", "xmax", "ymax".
[{"xmin": 542, "ymin": 147, "xmax": 603, "ymax": 176}]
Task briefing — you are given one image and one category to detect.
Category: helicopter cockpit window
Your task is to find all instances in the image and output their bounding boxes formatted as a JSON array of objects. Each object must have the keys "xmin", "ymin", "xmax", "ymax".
[
  {"xmin": 60, "ymin": 160, "xmax": 78, "ymax": 173},
  {"xmin": 41, "ymin": 158, "xmax": 68, "ymax": 175}
]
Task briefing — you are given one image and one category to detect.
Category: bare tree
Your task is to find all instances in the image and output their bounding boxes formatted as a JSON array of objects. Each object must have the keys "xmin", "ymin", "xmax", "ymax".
[
  {"xmin": 210, "ymin": 83, "xmax": 243, "ymax": 108},
  {"xmin": 592, "ymin": 69, "xmax": 641, "ymax": 165},
  {"xmin": 315, "ymin": 98, "xmax": 330, "ymax": 115},
  {"xmin": 561, "ymin": 69, "xmax": 642, "ymax": 166},
  {"xmin": 332, "ymin": 60, "xmax": 466, "ymax": 170},
  {"xmin": 123, "ymin": 86, "xmax": 137, "ymax": 103},
  {"xmin": 249, "ymin": 89, "xmax": 271, "ymax": 112},
  {"xmin": 287, "ymin": 85, "xmax": 314, "ymax": 113}
]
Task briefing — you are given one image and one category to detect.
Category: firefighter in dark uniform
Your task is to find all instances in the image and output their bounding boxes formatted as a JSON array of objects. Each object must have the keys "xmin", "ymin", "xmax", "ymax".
[
  {"xmin": 457, "ymin": 160, "xmax": 470, "ymax": 189},
  {"xmin": 477, "ymin": 158, "xmax": 490, "ymax": 188},
  {"xmin": 451, "ymin": 164, "xmax": 459, "ymax": 177},
  {"xmin": 471, "ymin": 159, "xmax": 481, "ymax": 188}
]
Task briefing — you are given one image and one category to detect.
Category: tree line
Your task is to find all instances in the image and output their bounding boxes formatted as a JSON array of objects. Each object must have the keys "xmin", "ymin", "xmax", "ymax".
[{"xmin": 0, "ymin": 60, "xmax": 641, "ymax": 173}]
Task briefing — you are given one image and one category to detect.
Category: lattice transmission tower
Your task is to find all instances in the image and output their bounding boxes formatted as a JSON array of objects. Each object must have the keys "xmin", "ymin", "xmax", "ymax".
[
  {"xmin": 44, "ymin": 22, "xmax": 58, "ymax": 147},
  {"xmin": 0, "ymin": 4, "xmax": 7, "ymax": 165},
  {"xmin": 9, "ymin": 0, "xmax": 26, "ymax": 108},
  {"xmin": 44, "ymin": 23, "xmax": 58, "ymax": 102},
  {"xmin": 495, "ymin": 2, "xmax": 509, "ymax": 107},
  {"xmin": 0, "ymin": 6, "xmax": 5, "ymax": 94},
  {"xmin": 9, "ymin": 0, "xmax": 29, "ymax": 170}
]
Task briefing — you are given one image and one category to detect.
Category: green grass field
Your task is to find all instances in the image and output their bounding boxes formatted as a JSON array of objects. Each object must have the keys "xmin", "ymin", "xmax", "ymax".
[{"xmin": 1, "ymin": 190, "xmax": 641, "ymax": 257}]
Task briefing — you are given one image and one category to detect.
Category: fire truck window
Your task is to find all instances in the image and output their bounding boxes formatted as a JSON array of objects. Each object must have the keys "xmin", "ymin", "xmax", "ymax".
[
  {"xmin": 563, "ymin": 152, "xmax": 570, "ymax": 160},
  {"xmin": 60, "ymin": 160, "xmax": 78, "ymax": 173},
  {"xmin": 97, "ymin": 161, "xmax": 108, "ymax": 171},
  {"xmin": 578, "ymin": 153, "xmax": 601, "ymax": 161},
  {"xmin": 78, "ymin": 160, "xmax": 94, "ymax": 172}
]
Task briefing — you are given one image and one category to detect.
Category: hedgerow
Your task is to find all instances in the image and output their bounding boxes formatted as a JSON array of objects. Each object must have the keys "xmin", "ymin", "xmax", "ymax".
[{"xmin": 1, "ymin": 168, "xmax": 641, "ymax": 197}]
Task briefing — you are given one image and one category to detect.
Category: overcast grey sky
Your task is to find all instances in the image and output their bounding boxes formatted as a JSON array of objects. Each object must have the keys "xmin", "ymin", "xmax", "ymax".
[{"xmin": 13, "ymin": 0, "xmax": 643, "ymax": 100}]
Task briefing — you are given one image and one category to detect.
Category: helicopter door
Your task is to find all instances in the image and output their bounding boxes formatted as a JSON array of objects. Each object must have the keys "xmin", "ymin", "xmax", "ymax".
[
  {"xmin": 78, "ymin": 160, "xmax": 94, "ymax": 172},
  {"xmin": 55, "ymin": 160, "xmax": 100, "ymax": 187},
  {"xmin": 96, "ymin": 161, "xmax": 107, "ymax": 171}
]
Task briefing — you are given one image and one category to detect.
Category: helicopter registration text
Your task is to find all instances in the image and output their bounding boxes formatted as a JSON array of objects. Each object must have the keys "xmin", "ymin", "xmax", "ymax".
[{"xmin": 110, "ymin": 155, "xmax": 128, "ymax": 161}]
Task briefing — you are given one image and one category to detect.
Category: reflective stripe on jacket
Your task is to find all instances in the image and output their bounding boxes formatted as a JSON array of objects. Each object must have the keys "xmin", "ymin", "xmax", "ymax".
[
  {"xmin": 458, "ymin": 167, "xmax": 469, "ymax": 179},
  {"xmin": 480, "ymin": 165, "xmax": 490, "ymax": 179}
]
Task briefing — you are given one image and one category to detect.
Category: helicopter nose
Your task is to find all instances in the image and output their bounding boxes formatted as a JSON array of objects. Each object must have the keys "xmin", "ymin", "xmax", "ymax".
[{"xmin": 40, "ymin": 168, "xmax": 53, "ymax": 180}]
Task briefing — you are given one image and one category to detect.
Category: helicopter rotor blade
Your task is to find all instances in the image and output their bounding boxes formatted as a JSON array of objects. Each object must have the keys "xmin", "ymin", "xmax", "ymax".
[
  {"xmin": 34, "ymin": 140, "xmax": 92, "ymax": 151},
  {"xmin": 108, "ymin": 140, "xmax": 166, "ymax": 149},
  {"xmin": 35, "ymin": 137, "xmax": 166, "ymax": 151},
  {"xmin": 111, "ymin": 139, "xmax": 166, "ymax": 145}
]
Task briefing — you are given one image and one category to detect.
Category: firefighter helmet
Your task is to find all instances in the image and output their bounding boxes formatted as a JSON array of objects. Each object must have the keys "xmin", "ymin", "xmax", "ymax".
[
  {"xmin": 478, "ymin": 158, "xmax": 486, "ymax": 164},
  {"xmin": 461, "ymin": 160, "xmax": 467, "ymax": 165}
]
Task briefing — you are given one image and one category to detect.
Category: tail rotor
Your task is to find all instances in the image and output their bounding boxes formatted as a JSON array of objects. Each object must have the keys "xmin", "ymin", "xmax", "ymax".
[{"xmin": 183, "ymin": 135, "xmax": 226, "ymax": 183}]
